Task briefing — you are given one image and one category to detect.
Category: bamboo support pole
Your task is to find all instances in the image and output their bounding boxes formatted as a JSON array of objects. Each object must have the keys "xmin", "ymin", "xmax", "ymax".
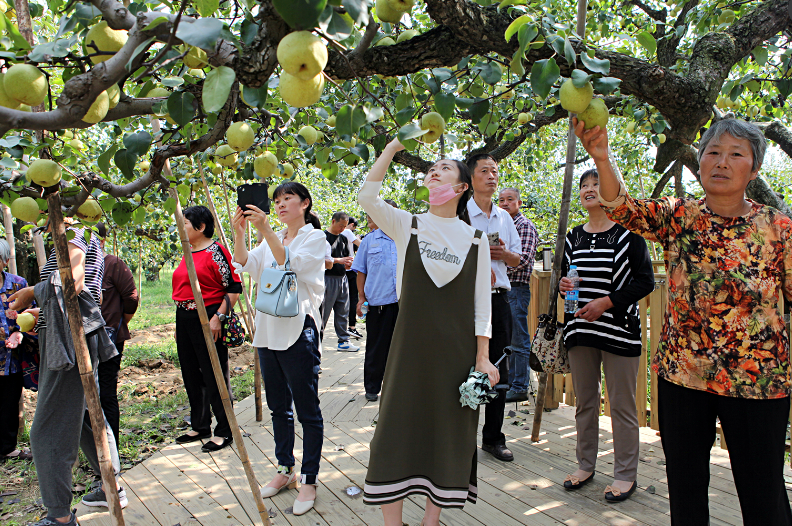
[
  {"xmin": 46, "ymin": 192, "xmax": 125, "ymax": 525},
  {"xmin": 169, "ymin": 186, "xmax": 270, "ymax": 526},
  {"xmin": 532, "ymin": 0, "xmax": 587, "ymax": 442},
  {"xmin": 246, "ymin": 220, "xmax": 262, "ymax": 421},
  {"xmin": 2, "ymin": 204, "xmax": 17, "ymax": 274},
  {"xmin": 137, "ymin": 240, "xmax": 143, "ymax": 300},
  {"xmin": 217, "ymin": 169, "xmax": 264, "ymax": 421}
]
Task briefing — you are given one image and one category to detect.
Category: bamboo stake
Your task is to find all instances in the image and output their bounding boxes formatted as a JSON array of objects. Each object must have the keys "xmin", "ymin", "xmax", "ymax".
[
  {"xmin": 2, "ymin": 204, "xmax": 17, "ymax": 274},
  {"xmin": 169, "ymin": 186, "xmax": 270, "ymax": 526},
  {"xmin": 46, "ymin": 192, "xmax": 125, "ymax": 525},
  {"xmin": 246, "ymin": 220, "xmax": 262, "ymax": 421},
  {"xmin": 137, "ymin": 240, "xmax": 143, "ymax": 300},
  {"xmin": 532, "ymin": 0, "xmax": 588, "ymax": 442},
  {"xmin": 216, "ymin": 168, "xmax": 263, "ymax": 421}
]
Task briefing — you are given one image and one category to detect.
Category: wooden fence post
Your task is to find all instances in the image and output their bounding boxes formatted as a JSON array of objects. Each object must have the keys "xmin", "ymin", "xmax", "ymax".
[
  {"xmin": 202, "ymin": 165, "xmax": 263, "ymax": 422},
  {"xmin": 169, "ymin": 186, "xmax": 271, "ymax": 526},
  {"xmin": 46, "ymin": 192, "xmax": 125, "ymax": 525}
]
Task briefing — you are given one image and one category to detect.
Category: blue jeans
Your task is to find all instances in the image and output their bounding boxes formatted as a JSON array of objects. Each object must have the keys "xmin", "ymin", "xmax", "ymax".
[
  {"xmin": 257, "ymin": 316, "xmax": 324, "ymax": 484},
  {"xmin": 507, "ymin": 284, "xmax": 532, "ymax": 393}
]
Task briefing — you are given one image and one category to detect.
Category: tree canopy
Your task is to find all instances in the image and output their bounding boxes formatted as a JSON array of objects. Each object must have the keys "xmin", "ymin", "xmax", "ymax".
[{"xmin": 0, "ymin": 0, "xmax": 789, "ymax": 271}]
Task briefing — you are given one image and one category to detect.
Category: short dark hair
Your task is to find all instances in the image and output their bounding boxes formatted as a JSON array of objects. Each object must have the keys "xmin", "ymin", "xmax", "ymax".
[
  {"xmin": 183, "ymin": 205, "xmax": 215, "ymax": 239},
  {"xmin": 466, "ymin": 152, "xmax": 496, "ymax": 172},
  {"xmin": 96, "ymin": 222, "xmax": 108, "ymax": 239},
  {"xmin": 332, "ymin": 211, "xmax": 349, "ymax": 223},
  {"xmin": 384, "ymin": 199, "xmax": 398, "ymax": 208},
  {"xmin": 348, "ymin": 216, "xmax": 357, "ymax": 226},
  {"xmin": 579, "ymin": 169, "xmax": 598, "ymax": 188}
]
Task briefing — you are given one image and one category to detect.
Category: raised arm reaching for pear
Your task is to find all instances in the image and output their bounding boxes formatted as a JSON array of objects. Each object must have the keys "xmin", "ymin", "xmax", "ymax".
[{"xmin": 573, "ymin": 118, "xmax": 620, "ymax": 203}]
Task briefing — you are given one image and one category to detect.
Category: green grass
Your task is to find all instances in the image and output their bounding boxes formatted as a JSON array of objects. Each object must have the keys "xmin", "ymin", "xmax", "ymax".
[
  {"xmin": 121, "ymin": 339, "xmax": 180, "ymax": 368},
  {"xmin": 128, "ymin": 268, "xmax": 176, "ymax": 331}
]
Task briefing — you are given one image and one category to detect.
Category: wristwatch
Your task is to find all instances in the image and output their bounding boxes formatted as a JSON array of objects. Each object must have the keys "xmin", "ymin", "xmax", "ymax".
[{"xmin": 217, "ymin": 313, "xmax": 227, "ymax": 322}]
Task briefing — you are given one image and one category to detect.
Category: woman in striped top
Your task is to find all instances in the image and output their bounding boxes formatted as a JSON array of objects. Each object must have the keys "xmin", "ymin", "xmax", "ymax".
[{"xmin": 559, "ymin": 169, "xmax": 654, "ymax": 501}]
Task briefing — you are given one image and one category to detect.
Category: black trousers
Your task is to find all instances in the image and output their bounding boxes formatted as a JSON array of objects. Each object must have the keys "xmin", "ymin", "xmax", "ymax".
[
  {"xmin": 658, "ymin": 378, "xmax": 792, "ymax": 526},
  {"xmin": 0, "ymin": 371, "xmax": 23, "ymax": 455},
  {"xmin": 364, "ymin": 303, "xmax": 398, "ymax": 396},
  {"xmin": 347, "ymin": 270, "xmax": 358, "ymax": 329},
  {"xmin": 176, "ymin": 304, "xmax": 232, "ymax": 438},
  {"xmin": 482, "ymin": 292, "xmax": 511, "ymax": 447},
  {"xmin": 97, "ymin": 340, "xmax": 125, "ymax": 446}
]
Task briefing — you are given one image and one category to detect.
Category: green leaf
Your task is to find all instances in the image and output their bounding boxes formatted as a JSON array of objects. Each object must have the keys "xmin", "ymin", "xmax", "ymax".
[
  {"xmin": 479, "ymin": 62, "xmax": 503, "ymax": 85},
  {"xmin": 510, "ymin": 48, "xmax": 525, "ymax": 77},
  {"xmin": 202, "ymin": 66, "xmax": 236, "ymax": 113},
  {"xmin": 350, "ymin": 144, "xmax": 370, "ymax": 162},
  {"xmin": 273, "ymin": 0, "xmax": 327, "ymax": 29},
  {"xmin": 240, "ymin": 19, "xmax": 259, "ymax": 46},
  {"xmin": 322, "ymin": 162, "xmax": 339, "ymax": 181},
  {"xmin": 636, "ymin": 31, "xmax": 657, "ymax": 57},
  {"xmin": 141, "ymin": 16, "xmax": 169, "ymax": 31},
  {"xmin": 319, "ymin": 5, "xmax": 352, "ymax": 40},
  {"xmin": 517, "ymin": 23, "xmax": 538, "ymax": 51},
  {"xmin": 167, "ymin": 92, "xmax": 196, "ymax": 126},
  {"xmin": 126, "ymin": 36, "xmax": 156, "ymax": 71},
  {"xmin": 563, "ymin": 37, "xmax": 576, "ymax": 67},
  {"xmin": 469, "ymin": 99, "xmax": 490, "ymax": 124},
  {"xmin": 372, "ymin": 134, "xmax": 387, "ymax": 152},
  {"xmin": 316, "ymin": 147, "xmax": 332, "ymax": 166},
  {"xmin": 752, "ymin": 46, "xmax": 768, "ymax": 66},
  {"xmin": 504, "ymin": 14, "xmax": 532, "ymax": 42},
  {"xmin": 395, "ymin": 93, "xmax": 412, "ymax": 112},
  {"xmin": 571, "ymin": 69, "xmax": 592, "ymax": 88},
  {"xmin": 134, "ymin": 206, "xmax": 146, "ymax": 224},
  {"xmin": 652, "ymin": 120, "xmax": 667, "ymax": 133},
  {"xmin": 580, "ymin": 52, "xmax": 610, "ymax": 75},
  {"xmin": 591, "ymin": 76, "xmax": 621, "ymax": 94},
  {"xmin": 98, "ymin": 144, "xmax": 119, "ymax": 177},
  {"xmin": 530, "ymin": 58, "xmax": 560, "ymax": 99},
  {"xmin": 111, "ymin": 202, "xmax": 135, "ymax": 226},
  {"xmin": 164, "ymin": 197, "xmax": 177, "ymax": 215},
  {"xmin": 241, "ymin": 84, "xmax": 268, "ymax": 108},
  {"xmin": 364, "ymin": 106, "xmax": 384, "ymax": 123},
  {"xmin": 194, "ymin": 0, "xmax": 219, "ymax": 17},
  {"xmin": 1, "ymin": 12, "xmax": 31, "ymax": 50},
  {"xmin": 123, "ymin": 131, "xmax": 152, "ymax": 156},
  {"xmin": 433, "ymin": 92, "xmax": 456, "ymax": 121},
  {"xmin": 397, "ymin": 122, "xmax": 430, "ymax": 142},
  {"xmin": 335, "ymin": 104, "xmax": 367, "ymax": 138},
  {"xmin": 175, "ymin": 18, "xmax": 224, "ymax": 50},
  {"xmin": 394, "ymin": 106, "xmax": 414, "ymax": 126},
  {"xmin": 113, "ymin": 149, "xmax": 137, "ymax": 180},
  {"xmin": 344, "ymin": 0, "xmax": 369, "ymax": 26}
]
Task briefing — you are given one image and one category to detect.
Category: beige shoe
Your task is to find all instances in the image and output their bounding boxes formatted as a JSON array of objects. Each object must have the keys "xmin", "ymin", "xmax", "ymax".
[
  {"xmin": 293, "ymin": 486, "xmax": 316, "ymax": 516},
  {"xmin": 260, "ymin": 473, "xmax": 298, "ymax": 498}
]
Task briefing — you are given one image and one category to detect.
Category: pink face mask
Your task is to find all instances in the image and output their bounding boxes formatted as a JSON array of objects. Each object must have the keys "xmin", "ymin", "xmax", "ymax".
[{"xmin": 428, "ymin": 182, "xmax": 465, "ymax": 206}]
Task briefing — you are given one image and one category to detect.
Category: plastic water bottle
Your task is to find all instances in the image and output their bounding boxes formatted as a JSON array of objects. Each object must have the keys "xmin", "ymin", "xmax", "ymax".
[
  {"xmin": 565, "ymin": 265, "xmax": 580, "ymax": 314},
  {"xmin": 361, "ymin": 301, "xmax": 369, "ymax": 318}
]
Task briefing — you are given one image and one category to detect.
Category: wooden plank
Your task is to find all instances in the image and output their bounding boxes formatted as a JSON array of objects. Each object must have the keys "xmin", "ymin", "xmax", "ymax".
[
  {"xmin": 145, "ymin": 451, "xmax": 244, "ymax": 525},
  {"xmin": 118, "ymin": 460, "xmax": 197, "ymax": 526}
]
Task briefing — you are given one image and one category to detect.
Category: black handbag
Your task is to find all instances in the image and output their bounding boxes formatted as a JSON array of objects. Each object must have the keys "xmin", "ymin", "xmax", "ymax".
[{"xmin": 222, "ymin": 294, "xmax": 246, "ymax": 347}]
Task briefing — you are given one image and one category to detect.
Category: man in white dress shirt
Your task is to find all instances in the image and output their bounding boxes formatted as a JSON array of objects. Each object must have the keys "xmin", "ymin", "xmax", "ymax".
[{"xmin": 466, "ymin": 153, "xmax": 523, "ymax": 463}]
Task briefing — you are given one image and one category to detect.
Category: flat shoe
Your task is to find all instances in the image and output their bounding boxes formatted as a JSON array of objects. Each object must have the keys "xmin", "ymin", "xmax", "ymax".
[
  {"xmin": 176, "ymin": 432, "xmax": 211, "ymax": 444},
  {"xmin": 604, "ymin": 481, "xmax": 637, "ymax": 502},
  {"xmin": 564, "ymin": 472, "xmax": 595, "ymax": 490},
  {"xmin": 202, "ymin": 437, "xmax": 233, "ymax": 452},
  {"xmin": 293, "ymin": 495, "xmax": 315, "ymax": 516},
  {"xmin": 481, "ymin": 443, "xmax": 514, "ymax": 462},
  {"xmin": 1, "ymin": 449, "xmax": 32, "ymax": 461},
  {"xmin": 260, "ymin": 473, "xmax": 298, "ymax": 498}
]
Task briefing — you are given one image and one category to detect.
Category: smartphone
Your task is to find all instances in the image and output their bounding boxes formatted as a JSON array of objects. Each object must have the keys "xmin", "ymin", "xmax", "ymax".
[
  {"xmin": 237, "ymin": 183, "xmax": 270, "ymax": 214},
  {"xmin": 487, "ymin": 232, "xmax": 500, "ymax": 246}
]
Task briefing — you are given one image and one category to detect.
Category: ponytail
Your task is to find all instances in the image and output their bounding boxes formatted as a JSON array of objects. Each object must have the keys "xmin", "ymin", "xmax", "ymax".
[{"xmin": 305, "ymin": 210, "xmax": 322, "ymax": 230}]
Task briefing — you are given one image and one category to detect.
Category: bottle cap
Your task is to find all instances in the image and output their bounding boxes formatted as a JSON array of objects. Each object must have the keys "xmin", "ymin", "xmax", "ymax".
[{"xmin": 570, "ymin": 265, "xmax": 577, "ymax": 269}]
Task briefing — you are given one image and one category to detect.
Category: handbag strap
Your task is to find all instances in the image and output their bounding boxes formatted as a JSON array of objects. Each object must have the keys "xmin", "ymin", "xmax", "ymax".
[{"xmin": 271, "ymin": 246, "xmax": 291, "ymax": 271}]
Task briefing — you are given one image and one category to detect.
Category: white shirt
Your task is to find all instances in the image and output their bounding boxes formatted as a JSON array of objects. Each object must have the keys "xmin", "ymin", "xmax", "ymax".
[
  {"xmin": 341, "ymin": 229, "xmax": 357, "ymax": 246},
  {"xmin": 358, "ymin": 181, "xmax": 492, "ymax": 337},
  {"xmin": 325, "ymin": 241, "xmax": 333, "ymax": 262},
  {"xmin": 467, "ymin": 198, "xmax": 522, "ymax": 291},
  {"xmin": 234, "ymin": 225, "xmax": 326, "ymax": 350}
]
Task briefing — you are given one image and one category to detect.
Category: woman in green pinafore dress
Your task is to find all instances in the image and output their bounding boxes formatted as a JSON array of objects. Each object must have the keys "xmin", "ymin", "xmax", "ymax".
[{"xmin": 358, "ymin": 138, "xmax": 497, "ymax": 526}]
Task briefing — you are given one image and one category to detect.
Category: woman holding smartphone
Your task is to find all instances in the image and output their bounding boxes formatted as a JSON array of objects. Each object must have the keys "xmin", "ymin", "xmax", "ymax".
[
  {"xmin": 359, "ymin": 138, "xmax": 496, "ymax": 526},
  {"xmin": 232, "ymin": 182, "xmax": 326, "ymax": 516}
]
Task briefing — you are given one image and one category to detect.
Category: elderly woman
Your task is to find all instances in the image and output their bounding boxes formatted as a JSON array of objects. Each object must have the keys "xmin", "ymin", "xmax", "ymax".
[
  {"xmin": 0, "ymin": 239, "xmax": 36, "ymax": 461},
  {"xmin": 172, "ymin": 205, "xmax": 241, "ymax": 452},
  {"xmin": 575, "ymin": 117, "xmax": 792, "ymax": 525}
]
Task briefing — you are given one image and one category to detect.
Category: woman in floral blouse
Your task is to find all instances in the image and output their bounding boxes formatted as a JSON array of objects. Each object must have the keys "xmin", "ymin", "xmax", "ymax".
[{"xmin": 575, "ymin": 116, "xmax": 792, "ymax": 525}]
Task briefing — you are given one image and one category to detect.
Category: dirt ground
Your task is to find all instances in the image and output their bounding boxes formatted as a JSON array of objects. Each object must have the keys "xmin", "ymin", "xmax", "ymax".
[{"xmin": 21, "ymin": 323, "xmax": 257, "ymax": 426}]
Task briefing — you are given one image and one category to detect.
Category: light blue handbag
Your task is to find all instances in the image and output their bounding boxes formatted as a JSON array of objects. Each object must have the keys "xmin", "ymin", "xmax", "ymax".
[{"xmin": 255, "ymin": 247, "xmax": 300, "ymax": 317}]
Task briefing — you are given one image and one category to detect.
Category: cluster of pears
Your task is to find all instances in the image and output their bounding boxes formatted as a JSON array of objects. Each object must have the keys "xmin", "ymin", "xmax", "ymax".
[
  {"xmin": 277, "ymin": 31, "xmax": 328, "ymax": 108},
  {"xmin": 375, "ymin": 0, "xmax": 415, "ymax": 23},
  {"xmin": 559, "ymin": 78, "xmax": 609, "ymax": 130}
]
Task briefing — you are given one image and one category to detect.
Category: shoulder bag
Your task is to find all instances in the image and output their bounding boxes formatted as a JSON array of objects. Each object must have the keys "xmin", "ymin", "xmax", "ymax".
[
  {"xmin": 529, "ymin": 260, "xmax": 570, "ymax": 374},
  {"xmin": 255, "ymin": 246, "xmax": 299, "ymax": 318},
  {"xmin": 222, "ymin": 294, "xmax": 246, "ymax": 347}
]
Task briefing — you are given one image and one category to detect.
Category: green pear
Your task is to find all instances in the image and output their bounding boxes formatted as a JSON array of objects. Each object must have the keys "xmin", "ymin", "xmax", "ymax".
[
  {"xmin": 254, "ymin": 151, "xmax": 278, "ymax": 178},
  {"xmin": 419, "ymin": 112, "xmax": 445, "ymax": 143},
  {"xmin": 559, "ymin": 78, "xmax": 593, "ymax": 114},
  {"xmin": 277, "ymin": 31, "xmax": 328, "ymax": 81},
  {"xmin": 10, "ymin": 197, "xmax": 39, "ymax": 223},
  {"xmin": 27, "ymin": 159, "xmax": 61, "ymax": 187},
  {"xmin": 577, "ymin": 98, "xmax": 609, "ymax": 130},
  {"xmin": 279, "ymin": 71, "xmax": 324, "ymax": 108}
]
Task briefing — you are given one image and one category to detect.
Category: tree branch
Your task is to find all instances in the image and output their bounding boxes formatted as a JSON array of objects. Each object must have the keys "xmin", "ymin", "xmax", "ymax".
[
  {"xmin": 626, "ymin": 0, "xmax": 666, "ymax": 22},
  {"xmin": 651, "ymin": 160, "xmax": 681, "ymax": 198},
  {"xmin": 760, "ymin": 120, "xmax": 792, "ymax": 160}
]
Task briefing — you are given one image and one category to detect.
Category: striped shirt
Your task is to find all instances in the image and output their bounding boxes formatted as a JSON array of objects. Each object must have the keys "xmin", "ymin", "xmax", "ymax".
[
  {"xmin": 37, "ymin": 227, "xmax": 104, "ymax": 330},
  {"xmin": 562, "ymin": 224, "xmax": 654, "ymax": 357}
]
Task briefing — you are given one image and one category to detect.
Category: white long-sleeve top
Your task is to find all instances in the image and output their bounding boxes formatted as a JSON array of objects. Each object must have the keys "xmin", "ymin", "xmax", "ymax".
[
  {"xmin": 358, "ymin": 181, "xmax": 492, "ymax": 338},
  {"xmin": 234, "ymin": 224, "xmax": 326, "ymax": 350}
]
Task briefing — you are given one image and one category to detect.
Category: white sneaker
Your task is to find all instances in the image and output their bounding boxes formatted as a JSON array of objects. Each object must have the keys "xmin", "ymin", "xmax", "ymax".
[{"xmin": 337, "ymin": 341, "xmax": 359, "ymax": 352}]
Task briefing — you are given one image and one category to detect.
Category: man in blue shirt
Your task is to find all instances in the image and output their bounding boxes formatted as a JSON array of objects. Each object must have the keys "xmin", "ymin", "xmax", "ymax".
[{"xmin": 351, "ymin": 202, "xmax": 399, "ymax": 402}]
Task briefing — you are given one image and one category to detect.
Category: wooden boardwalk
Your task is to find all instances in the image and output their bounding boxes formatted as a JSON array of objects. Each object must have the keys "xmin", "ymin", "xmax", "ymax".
[{"xmin": 76, "ymin": 329, "xmax": 792, "ymax": 525}]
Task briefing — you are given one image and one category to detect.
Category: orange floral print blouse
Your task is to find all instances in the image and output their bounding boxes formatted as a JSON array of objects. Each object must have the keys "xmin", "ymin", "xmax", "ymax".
[{"xmin": 603, "ymin": 192, "xmax": 792, "ymax": 399}]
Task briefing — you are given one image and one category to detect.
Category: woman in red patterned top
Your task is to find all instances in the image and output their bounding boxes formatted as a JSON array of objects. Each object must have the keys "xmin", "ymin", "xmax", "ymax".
[
  {"xmin": 172, "ymin": 205, "xmax": 242, "ymax": 452},
  {"xmin": 575, "ymin": 116, "xmax": 792, "ymax": 525}
]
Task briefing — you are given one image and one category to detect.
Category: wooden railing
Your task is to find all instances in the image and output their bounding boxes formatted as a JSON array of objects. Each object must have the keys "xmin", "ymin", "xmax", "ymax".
[{"xmin": 528, "ymin": 268, "xmax": 668, "ymax": 430}]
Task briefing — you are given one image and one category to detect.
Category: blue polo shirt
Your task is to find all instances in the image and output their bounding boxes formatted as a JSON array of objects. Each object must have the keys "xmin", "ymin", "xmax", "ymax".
[{"xmin": 350, "ymin": 228, "xmax": 398, "ymax": 307}]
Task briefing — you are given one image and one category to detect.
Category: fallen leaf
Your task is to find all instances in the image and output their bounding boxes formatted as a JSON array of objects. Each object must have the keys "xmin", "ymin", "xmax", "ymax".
[
  {"xmin": 268, "ymin": 507, "xmax": 278, "ymax": 518},
  {"xmin": 646, "ymin": 485, "xmax": 656, "ymax": 494},
  {"xmin": 507, "ymin": 410, "xmax": 516, "ymax": 417}
]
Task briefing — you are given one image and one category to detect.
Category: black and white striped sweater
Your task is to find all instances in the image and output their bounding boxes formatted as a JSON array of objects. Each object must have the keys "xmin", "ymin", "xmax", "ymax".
[{"xmin": 562, "ymin": 223, "xmax": 654, "ymax": 357}]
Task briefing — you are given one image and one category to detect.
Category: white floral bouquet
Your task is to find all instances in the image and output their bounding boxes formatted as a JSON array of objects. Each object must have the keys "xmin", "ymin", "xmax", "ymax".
[{"xmin": 459, "ymin": 367, "xmax": 498, "ymax": 409}]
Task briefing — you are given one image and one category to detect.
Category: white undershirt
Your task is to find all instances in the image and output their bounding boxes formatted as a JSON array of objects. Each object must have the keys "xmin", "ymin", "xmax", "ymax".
[{"xmin": 358, "ymin": 181, "xmax": 492, "ymax": 338}]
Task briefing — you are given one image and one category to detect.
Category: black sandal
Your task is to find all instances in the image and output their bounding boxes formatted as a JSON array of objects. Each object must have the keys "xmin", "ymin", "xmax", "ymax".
[
  {"xmin": 202, "ymin": 437, "xmax": 233, "ymax": 452},
  {"xmin": 176, "ymin": 432, "xmax": 211, "ymax": 444},
  {"xmin": 604, "ymin": 481, "xmax": 637, "ymax": 502},
  {"xmin": 563, "ymin": 472, "xmax": 595, "ymax": 490}
]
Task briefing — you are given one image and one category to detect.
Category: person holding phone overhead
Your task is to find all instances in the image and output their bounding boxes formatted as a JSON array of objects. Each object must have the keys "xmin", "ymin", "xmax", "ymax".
[
  {"xmin": 359, "ymin": 138, "xmax": 496, "ymax": 526},
  {"xmin": 232, "ymin": 182, "xmax": 326, "ymax": 517}
]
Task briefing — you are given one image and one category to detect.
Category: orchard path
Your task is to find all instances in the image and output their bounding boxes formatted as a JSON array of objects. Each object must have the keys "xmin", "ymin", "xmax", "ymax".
[{"xmin": 75, "ymin": 316, "xmax": 792, "ymax": 526}]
